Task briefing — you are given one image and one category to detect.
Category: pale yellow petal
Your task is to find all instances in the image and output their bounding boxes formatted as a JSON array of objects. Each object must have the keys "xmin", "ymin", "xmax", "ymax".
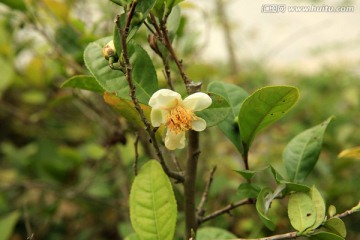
[
  {"xmin": 150, "ymin": 108, "xmax": 167, "ymax": 127},
  {"xmin": 191, "ymin": 117, "xmax": 207, "ymax": 132},
  {"xmin": 149, "ymin": 89, "xmax": 182, "ymax": 109},
  {"xmin": 165, "ymin": 130, "xmax": 185, "ymax": 150},
  {"xmin": 183, "ymin": 92, "xmax": 212, "ymax": 111}
]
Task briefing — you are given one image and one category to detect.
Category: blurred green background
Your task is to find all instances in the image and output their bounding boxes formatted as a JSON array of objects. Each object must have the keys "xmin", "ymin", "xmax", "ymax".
[{"xmin": 0, "ymin": 0, "xmax": 359, "ymax": 239}]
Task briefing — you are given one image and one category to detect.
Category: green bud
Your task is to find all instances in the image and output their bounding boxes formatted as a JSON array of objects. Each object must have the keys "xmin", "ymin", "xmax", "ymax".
[
  {"xmin": 102, "ymin": 40, "xmax": 117, "ymax": 60},
  {"xmin": 328, "ymin": 205, "xmax": 336, "ymax": 217}
]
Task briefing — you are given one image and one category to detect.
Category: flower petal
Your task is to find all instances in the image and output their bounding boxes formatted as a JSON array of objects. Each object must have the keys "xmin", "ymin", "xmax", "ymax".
[
  {"xmin": 149, "ymin": 89, "xmax": 182, "ymax": 109},
  {"xmin": 165, "ymin": 130, "xmax": 185, "ymax": 150},
  {"xmin": 183, "ymin": 92, "xmax": 212, "ymax": 111},
  {"xmin": 150, "ymin": 108, "xmax": 167, "ymax": 127},
  {"xmin": 191, "ymin": 117, "xmax": 207, "ymax": 132}
]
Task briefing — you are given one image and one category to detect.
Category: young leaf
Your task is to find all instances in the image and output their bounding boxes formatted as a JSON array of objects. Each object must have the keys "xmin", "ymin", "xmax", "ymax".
[
  {"xmin": 238, "ymin": 86, "xmax": 299, "ymax": 151},
  {"xmin": 207, "ymin": 81, "xmax": 249, "ymax": 153},
  {"xmin": 61, "ymin": 75, "xmax": 104, "ymax": 92},
  {"xmin": 197, "ymin": 227, "xmax": 237, "ymax": 240},
  {"xmin": 234, "ymin": 166, "xmax": 269, "ymax": 182},
  {"xmin": 256, "ymin": 188, "xmax": 276, "ymax": 231},
  {"xmin": 324, "ymin": 218, "xmax": 347, "ymax": 238},
  {"xmin": 328, "ymin": 205, "xmax": 337, "ymax": 218},
  {"xmin": 283, "ymin": 117, "xmax": 334, "ymax": 183},
  {"xmin": 0, "ymin": 211, "xmax": 20, "ymax": 240},
  {"xmin": 288, "ymin": 192, "xmax": 316, "ymax": 232},
  {"xmin": 308, "ymin": 186, "xmax": 326, "ymax": 231},
  {"xmin": 130, "ymin": 160, "xmax": 177, "ymax": 240},
  {"xmin": 237, "ymin": 183, "xmax": 262, "ymax": 200},
  {"xmin": 84, "ymin": 37, "xmax": 158, "ymax": 103},
  {"xmin": 270, "ymin": 166, "xmax": 310, "ymax": 193},
  {"xmin": 196, "ymin": 93, "xmax": 230, "ymax": 127},
  {"xmin": 338, "ymin": 146, "xmax": 360, "ymax": 160},
  {"xmin": 104, "ymin": 92, "xmax": 150, "ymax": 128},
  {"xmin": 234, "ymin": 169, "xmax": 257, "ymax": 182},
  {"xmin": 309, "ymin": 231, "xmax": 345, "ymax": 240},
  {"xmin": 104, "ymin": 93, "xmax": 165, "ymax": 138}
]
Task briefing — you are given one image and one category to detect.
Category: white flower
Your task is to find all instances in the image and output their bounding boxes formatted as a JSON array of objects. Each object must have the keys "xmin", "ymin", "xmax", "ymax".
[{"xmin": 149, "ymin": 89, "xmax": 212, "ymax": 150}]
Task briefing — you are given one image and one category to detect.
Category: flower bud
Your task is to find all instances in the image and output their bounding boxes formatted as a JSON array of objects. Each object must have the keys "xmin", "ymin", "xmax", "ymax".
[{"xmin": 102, "ymin": 40, "xmax": 117, "ymax": 60}]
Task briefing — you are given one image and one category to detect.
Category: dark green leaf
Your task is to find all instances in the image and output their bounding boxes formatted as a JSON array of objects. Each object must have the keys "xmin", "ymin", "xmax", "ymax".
[
  {"xmin": 288, "ymin": 192, "xmax": 315, "ymax": 232},
  {"xmin": 324, "ymin": 218, "xmax": 346, "ymax": 238},
  {"xmin": 84, "ymin": 37, "xmax": 158, "ymax": 103},
  {"xmin": 0, "ymin": 0, "xmax": 26, "ymax": 11},
  {"xmin": 234, "ymin": 166, "xmax": 269, "ymax": 182},
  {"xmin": 197, "ymin": 227, "xmax": 237, "ymax": 240},
  {"xmin": 309, "ymin": 231, "xmax": 345, "ymax": 240},
  {"xmin": 196, "ymin": 93, "xmax": 230, "ymax": 127},
  {"xmin": 237, "ymin": 183, "xmax": 261, "ymax": 200},
  {"xmin": 283, "ymin": 117, "xmax": 334, "ymax": 183},
  {"xmin": 0, "ymin": 211, "xmax": 20, "ymax": 240},
  {"xmin": 308, "ymin": 186, "xmax": 326, "ymax": 231},
  {"xmin": 207, "ymin": 81, "xmax": 249, "ymax": 153},
  {"xmin": 256, "ymin": 188, "xmax": 276, "ymax": 231},
  {"xmin": 270, "ymin": 166, "xmax": 310, "ymax": 193},
  {"xmin": 130, "ymin": 160, "xmax": 177, "ymax": 240},
  {"xmin": 61, "ymin": 75, "xmax": 104, "ymax": 92},
  {"xmin": 238, "ymin": 86, "xmax": 299, "ymax": 151}
]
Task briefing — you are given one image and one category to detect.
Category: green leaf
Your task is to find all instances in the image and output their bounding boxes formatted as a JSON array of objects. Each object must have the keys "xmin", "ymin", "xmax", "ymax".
[
  {"xmin": 166, "ymin": 0, "xmax": 183, "ymax": 13},
  {"xmin": 308, "ymin": 186, "xmax": 326, "ymax": 231},
  {"xmin": 324, "ymin": 218, "xmax": 346, "ymax": 238},
  {"xmin": 124, "ymin": 233, "xmax": 140, "ymax": 240},
  {"xmin": 0, "ymin": 0, "xmax": 26, "ymax": 11},
  {"xmin": 256, "ymin": 188, "xmax": 276, "ymax": 231},
  {"xmin": 207, "ymin": 81, "xmax": 249, "ymax": 153},
  {"xmin": 235, "ymin": 170, "xmax": 257, "ymax": 182},
  {"xmin": 288, "ymin": 192, "xmax": 316, "ymax": 232},
  {"xmin": 197, "ymin": 227, "xmax": 237, "ymax": 240},
  {"xmin": 238, "ymin": 86, "xmax": 299, "ymax": 151},
  {"xmin": 0, "ymin": 211, "xmax": 20, "ymax": 240},
  {"xmin": 196, "ymin": 93, "xmax": 230, "ymax": 127},
  {"xmin": 283, "ymin": 117, "xmax": 334, "ymax": 183},
  {"xmin": 84, "ymin": 37, "xmax": 158, "ymax": 103},
  {"xmin": 61, "ymin": 75, "xmax": 104, "ymax": 92},
  {"xmin": 309, "ymin": 231, "xmax": 345, "ymax": 240},
  {"xmin": 328, "ymin": 205, "xmax": 337, "ymax": 218},
  {"xmin": 237, "ymin": 183, "xmax": 261, "ymax": 200},
  {"xmin": 234, "ymin": 166, "xmax": 269, "ymax": 182},
  {"xmin": 270, "ymin": 166, "xmax": 310, "ymax": 193},
  {"xmin": 130, "ymin": 160, "xmax": 177, "ymax": 240}
]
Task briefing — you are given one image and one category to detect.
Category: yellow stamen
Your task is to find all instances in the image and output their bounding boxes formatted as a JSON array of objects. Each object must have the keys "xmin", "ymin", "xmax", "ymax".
[{"xmin": 166, "ymin": 105, "xmax": 197, "ymax": 134}]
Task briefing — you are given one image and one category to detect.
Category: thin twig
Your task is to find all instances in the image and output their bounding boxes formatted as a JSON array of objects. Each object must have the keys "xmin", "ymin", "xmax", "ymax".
[
  {"xmin": 169, "ymin": 151, "xmax": 182, "ymax": 172},
  {"xmin": 159, "ymin": 17, "xmax": 191, "ymax": 92},
  {"xmin": 149, "ymin": 13, "xmax": 163, "ymax": 39},
  {"xmin": 198, "ymin": 198, "xmax": 253, "ymax": 224},
  {"xmin": 133, "ymin": 133, "xmax": 140, "ymax": 176},
  {"xmin": 197, "ymin": 166, "xmax": 217, "ymax": 218},
  {"xmin": 23, "ymin": 205, "xmax": 34, "ymax": 240},
  {"xmin": 114, "ymin": 7, "xmax": 183, "ymax": 182},
  {"xmin": 162, "ymin": 57, "xmax": 175, "ymax": 90},
  {"xmin": 144, "ymin": 21, "xmax": 157, "ymax": 36}
]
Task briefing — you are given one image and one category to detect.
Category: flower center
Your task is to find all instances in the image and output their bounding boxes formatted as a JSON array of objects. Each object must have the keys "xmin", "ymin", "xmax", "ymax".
[{"xmin": 166, "ymin": 105, "xmax": 196, "ymax": 133}]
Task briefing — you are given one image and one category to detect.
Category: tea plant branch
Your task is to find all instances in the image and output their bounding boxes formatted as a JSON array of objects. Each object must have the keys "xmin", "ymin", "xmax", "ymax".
[
  {"xmin": 197, "ymin": 166, "xmax": 217, "ymax": 218},
  {"xmin": 198, "ymin": 198, "xmax": 253, "ymax": 224},
  {"xmin": 184, "ymin": 83, "xmax": 202, "ymax": 239},
  {"xmin": 133, "ymin": 132, "xmax": 139, "ymax": 176},
  {"xmin": 114, "ymin": 9, "xmax": 183, "ymax": 183},
  {"xmin": 158, "ymin": 14, "xmax": 192, "ymax": 92},
  {"xmin": 147, "ymin": 17, "xmax": 174, "ymax": 90},
  {"xmin": 232, "ymin": 206, "xmax": 360, "ymax": 240}
]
